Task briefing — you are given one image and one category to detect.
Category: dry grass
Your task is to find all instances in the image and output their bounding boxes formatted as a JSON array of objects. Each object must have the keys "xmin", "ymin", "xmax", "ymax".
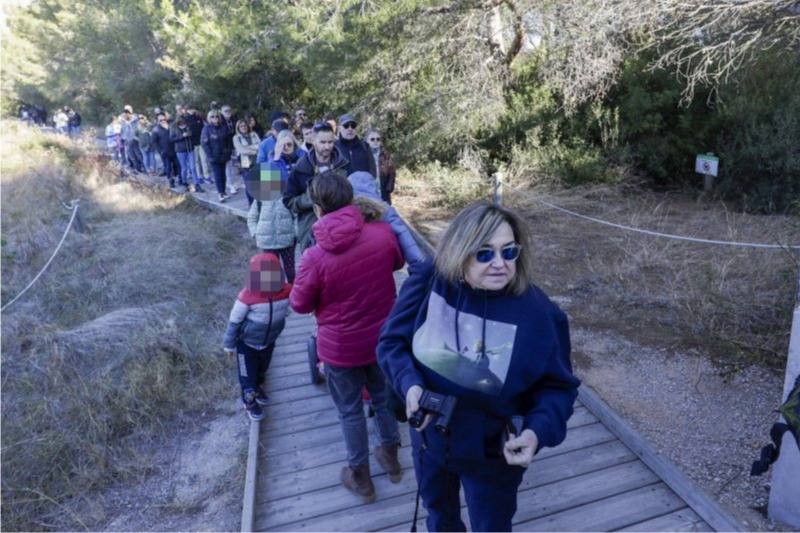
[
  {"xmin": 1, "ymin": 122, "xmax": 252, "ymax": 530},
  {"xmin": 395, "ymin": 169, "xmax": 799, "ymax": 369}
]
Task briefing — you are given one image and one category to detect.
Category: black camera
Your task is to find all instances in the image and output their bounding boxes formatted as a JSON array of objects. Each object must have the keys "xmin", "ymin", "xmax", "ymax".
[{"xmin": 408, "ymin": 390, "xmax": 457, "ymax": 434}]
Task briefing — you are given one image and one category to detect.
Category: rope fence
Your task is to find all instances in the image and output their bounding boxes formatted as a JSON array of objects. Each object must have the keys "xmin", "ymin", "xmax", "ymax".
[
  {"xmin": 505, "ymin": 184, "xmax": 800, "ymax": 251},
  {"xmin": 1, "ymin": 200, "xmax": 81, "ymax": 312}
]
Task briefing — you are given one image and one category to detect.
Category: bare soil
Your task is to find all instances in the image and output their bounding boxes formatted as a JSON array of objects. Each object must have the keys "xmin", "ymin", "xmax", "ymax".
[{"xmin": 394, "ymin": 181, "xmax": 799, "ymax": 531}]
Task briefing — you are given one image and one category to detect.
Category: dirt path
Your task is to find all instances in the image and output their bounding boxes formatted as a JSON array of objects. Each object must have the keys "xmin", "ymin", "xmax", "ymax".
[{"xmin": 398, "ymin": 190, "xmax": 797, "ymax": 532}]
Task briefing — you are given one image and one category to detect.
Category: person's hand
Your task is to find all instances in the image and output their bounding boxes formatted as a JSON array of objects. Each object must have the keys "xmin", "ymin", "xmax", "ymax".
[
  {"xmin": 406, "ymin": 385, "xmax": 433, "ymax": 432},
  {"xmin": 272, "ymin": 149, "xmax": 282, "ymax": 162},
  {"xmin": 503, "ymin": 428, "xmax": 538, "ymax": 467},
  {"xmin": 224, "ymin": 348, "xmax": 235, "ymax": 357}
]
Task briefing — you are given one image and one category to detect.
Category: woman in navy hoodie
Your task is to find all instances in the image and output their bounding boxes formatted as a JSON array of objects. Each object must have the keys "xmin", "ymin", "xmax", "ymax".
[{"xmin": 377, "ymin": 201, "xmax": 581, "ymax": 532}]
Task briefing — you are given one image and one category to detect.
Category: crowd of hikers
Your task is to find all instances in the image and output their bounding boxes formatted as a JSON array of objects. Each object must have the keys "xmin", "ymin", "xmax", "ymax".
[
  {"xmin": 212, "ymin": 98, "xmax": 580, "ymax": 531},
  {"xmin": 18, "ymin": 103, "xmax": 82, "ymax": 137},
  {"xmin": 102, "ymin": 103, "xmax": 397, "ymax": 207}
]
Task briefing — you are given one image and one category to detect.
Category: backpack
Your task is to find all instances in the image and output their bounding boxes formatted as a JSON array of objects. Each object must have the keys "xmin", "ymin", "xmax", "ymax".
[{"xmin": 751, "ymin": 374, "xmax": 800, "ymax": 475}]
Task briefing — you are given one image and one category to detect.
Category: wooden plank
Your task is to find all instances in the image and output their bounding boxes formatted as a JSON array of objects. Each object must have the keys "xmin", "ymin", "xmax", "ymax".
[
  {"xmin": 275, "ymin": 460, "xmax": 656, "ymax": 531},
  {"xmin": 256, "ymin": 438, "xmax": 636, "ymax": 529},
  {"xmin": 257, "ymin": 407, "xmax": 599, "ymax": 503},
  {"xmin": 517, "ymin": 483, "xmax": 684, "ymax": 531},
  {"xmin": 257, "ymin": 393, "xmax": 335, "ymax": 422},
  {"xmin": 617, "ymin": 507, "xmax": 712, "ymax": 532},
  {"xmin": 578, "ymin": 385, "xmax": 743, "ymax": 532},
  {"xmin": 240, "ymin": 419, "xmax": 260, "ymax": 532}
]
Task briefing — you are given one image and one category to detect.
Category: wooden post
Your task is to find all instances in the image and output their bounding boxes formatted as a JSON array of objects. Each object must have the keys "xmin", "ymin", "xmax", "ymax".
[
  {"xmin": 768, "ymin": 272, "xmax": 800, "ymax": 527},
  {"xmin": 493, "ymin": 172, "xmax": 504, "ymax": 206}
]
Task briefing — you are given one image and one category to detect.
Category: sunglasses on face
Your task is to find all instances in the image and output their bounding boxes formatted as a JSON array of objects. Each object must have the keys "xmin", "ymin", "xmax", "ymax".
[
  {"xmin": 342, "ymin": 122, "xmax": 357, "ymax": 129},
  {"xmin": 475, "ymin": 244, "xmax": 521, "ymax": 263},
  {"xmin": 368, "ymin": 137, "xmax": 381, "ymax": 142}
]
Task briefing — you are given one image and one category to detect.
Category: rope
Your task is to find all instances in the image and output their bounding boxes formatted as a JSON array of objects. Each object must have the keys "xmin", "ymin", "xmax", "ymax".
[
  {"xmin": 509, "ymin": 187, "xmax": 800, "ymax": 250},
  {"xmin": 1, "ymin": 200, "xmax": 81, "ymax": 312}
]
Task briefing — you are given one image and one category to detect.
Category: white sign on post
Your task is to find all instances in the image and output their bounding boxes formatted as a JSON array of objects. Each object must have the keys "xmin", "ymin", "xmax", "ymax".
[{"xmin": 695, "ymin": 153, "xmax": 719, "ymax": 177}]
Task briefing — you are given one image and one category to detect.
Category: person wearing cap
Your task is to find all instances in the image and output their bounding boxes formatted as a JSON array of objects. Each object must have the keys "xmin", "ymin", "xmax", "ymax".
[{"xmin": 335, "ymin": 114, "xmax": 376, "ymax": 176}]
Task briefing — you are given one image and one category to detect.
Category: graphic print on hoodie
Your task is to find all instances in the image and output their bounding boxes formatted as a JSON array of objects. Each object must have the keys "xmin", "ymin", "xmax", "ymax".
[{"xmin": 412, "ymin": 291, "xmax": 515, "ymax": 395}]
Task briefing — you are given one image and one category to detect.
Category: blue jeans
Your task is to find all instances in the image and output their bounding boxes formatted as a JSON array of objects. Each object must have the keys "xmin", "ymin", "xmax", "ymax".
[
  {"xmin": 412, "ymin": 440, "xmax": 525, "ymax": 532},
  {"xmin": 177, "ymin": 150, "xmax": 201, "ymax": 185},
  {"xmin": 143, "ymin": 150, "xmax": 157, "ymax": 173},
  {"xmin": 326, "ymin": 363, "xmax": 400, "ymax": 468}
]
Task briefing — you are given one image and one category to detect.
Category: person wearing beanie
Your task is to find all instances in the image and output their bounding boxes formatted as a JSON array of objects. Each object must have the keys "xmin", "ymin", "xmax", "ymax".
[
  {"xmin": 335, "ymin": 114, "xmax": 376, "ymax": 176},
  {"xmin": 223, "ymin": 253, "xmax": 292, "ymax": 420}
]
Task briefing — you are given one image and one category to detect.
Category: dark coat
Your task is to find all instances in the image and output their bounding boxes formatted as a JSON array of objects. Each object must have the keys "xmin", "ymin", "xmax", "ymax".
[
  {"xmin": 151, "ymin": 124, "xmax": 174, "ymax": 156},
  {"xmin": 201, "ymin": 123, "xmax": 233, "ymax": 163},
  {"xmin": 185, "ymin": 113, "xmax": 204, "ymax": 146},
  {"xmin": 283, "ymin": 147, "xmax": 349, "ymax": 251},
  {"xmin": 336, "ymin": 136, "xmax": 376, "ymax": 176},
  {"xmin": 169, "ymin": 124, "xmax": 194, "ymax": 153}
]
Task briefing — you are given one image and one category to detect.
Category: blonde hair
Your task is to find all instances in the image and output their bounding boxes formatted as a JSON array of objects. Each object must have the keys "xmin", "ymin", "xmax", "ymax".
[
  {"xmin": 206, "ymin": 110, "xmax": 221, "ymax": 121},
  {"xmin": 275, "ymin": 129, "xmax": 298, "ymax": 150},
  {"xmin": 434, "ymin": 201, "xmax": 534, "ymax": 295}
]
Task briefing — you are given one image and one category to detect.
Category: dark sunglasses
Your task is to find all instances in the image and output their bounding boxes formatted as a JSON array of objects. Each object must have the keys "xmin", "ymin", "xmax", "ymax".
[
  {"xmin": 342, "ymin": 122, "xmax": 357, "ymax": 129},
  {"xmin": 475, "ymin": 244, "xmax": 521, "ymax": 263},
  {"xmin": 368, "ymin": 137, "xmax": 381, "ymax": 141}
]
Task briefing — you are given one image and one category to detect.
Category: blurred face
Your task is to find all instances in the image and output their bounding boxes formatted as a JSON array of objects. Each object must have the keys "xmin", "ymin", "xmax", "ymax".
[
  {"xmin": 157, "ymin": 115, "xmax": 167, "ymax": 126},
  {"xmin": 210, "ymin": 115, "xmax": 220, "ymax": 124},
  {"xmin": 340, "ymin": 121, "xmax": 357, "ymax": 140},
  {"xmin": 302, "ymin": 127, "xmax": 314, "ymax": 144},
  {"xmin": 366, "ymin": 132, "xmax": 382, "ymax": 150},
  {"xmin": 238, "ymin": 123, "xmax": 248, "ymax": 134},
  {"xmin": 249, "ymin": 116, "xmax": 256, "ymax": 127},
  {"xmin": 313, "ymin": 131, "xmax": 336, "ymax": 162},
  {"xmin": 249, "ymin": 258, "xmax": 284, "ymax": 293},
  {"xmin": 221, "ymin": 106, "xmax": 232, "ymax": 118},
  {"xmin": 177, "ymin": 106, "xmax": 186, "ymax": 115},
  {"xmin": 245, "ymin": 162, "xmax": 284, "ymax": 202},
  {"xmin": 464, "ymin": 222, "xmax": 518, "ymax": 291},
  {"xmin": 281, "ymin": 138, "xmax": 295, "ymax": 155}
]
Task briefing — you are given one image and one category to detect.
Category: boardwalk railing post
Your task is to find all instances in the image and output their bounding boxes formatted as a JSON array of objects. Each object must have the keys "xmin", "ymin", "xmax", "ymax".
[
  {"xmin": 768, "ymin": 271, "xmax": 800, "ymax": 527},
  {"xmin": 493, "ymin": 171, "xmax": 504, "ymax": 206}
]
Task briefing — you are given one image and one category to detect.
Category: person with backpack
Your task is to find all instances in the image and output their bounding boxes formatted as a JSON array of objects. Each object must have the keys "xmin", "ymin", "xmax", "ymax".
[
  {"xmin": 246, "ymin": 131, "xmax": 298, "ymax": 282},
  {"xmin": 223, "ymin": 252, "xmax": 292, "ymax": 420},
  {"xmin": 377, "ymin": 201, "xmax": 581, "ymax": 532},
  {"xmin": 290, "ymin": 172, "xmax": 406, "ymax": 503}
]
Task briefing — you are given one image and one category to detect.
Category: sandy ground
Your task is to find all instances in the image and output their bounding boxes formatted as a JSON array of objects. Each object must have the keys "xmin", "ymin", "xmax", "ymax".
[{"xmin": 398, "ymin": 186, "xmax": 798, "ymax": 532}]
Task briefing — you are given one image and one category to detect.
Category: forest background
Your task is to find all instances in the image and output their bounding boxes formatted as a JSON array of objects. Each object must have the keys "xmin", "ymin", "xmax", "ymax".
[{"xmin": 3, "ymin": 0, "xmax": 799, "ymax": 214}]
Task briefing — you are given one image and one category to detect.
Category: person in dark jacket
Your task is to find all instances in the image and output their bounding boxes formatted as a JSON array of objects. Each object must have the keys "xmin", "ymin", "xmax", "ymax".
[
  {"xmin": 245, "ymin": 113, "xmax": 265, "ymax": 138},
  {"xmin": 170, "ymin": 117, "xmax": 203, "ymax": 191},
  {"xmin": 201, "ymin": 109, "xmax": 233, "ymax": 202},
  {"xmin": 290, "ymin": 172, "xmax": 405, "ymax": 502},
  {"xmin": 377, "ymin": 202, "xmax": 581, "ymax": 532},
  {"xmin": 283, "ymin": 123, "xmax": 349, "ymax": 252},
  {"xmin": 365, "ymin": 128, "xmax": 397, "ymax": 204},
  {"xmin": 151, "ymin": 113, "xmax": 179, "ymax": 187},
  {"xmin": 221, "ymin": 104, "xmax": 239, "ymax": 194},
  {"xmin": 67, "ymin": 108, "xmax": 82, "ymax": 137},
  {"xmin": 335, "ymin": 114, "xmax": 376, "ymax": 176},
  {"xmin": 185, "ymin": 107, "xmax": 209, "ymax": 183}
]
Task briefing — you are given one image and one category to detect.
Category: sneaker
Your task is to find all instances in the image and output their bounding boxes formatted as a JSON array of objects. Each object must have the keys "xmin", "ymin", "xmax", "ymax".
[
  {"xmin": 169, "ymin": 178, "xmax": 175, "ymax": 188},
  {"xmin": 219, "ymin": 193, "xmax": 228, "ymax": 202},
  {"xmin": 255, "ymin": 388, "xmax": 269, "ymax": 406},
  {"xmin": 242, "ymin": 390, "xmax": 265, "ymax": 421},
  {"xmin": 341, "ymin": 463, "xmax": 376, "ymax": 503},
  {"xmin": 194, "ymin": 184, "xmax": 206, "ymax": 193}
]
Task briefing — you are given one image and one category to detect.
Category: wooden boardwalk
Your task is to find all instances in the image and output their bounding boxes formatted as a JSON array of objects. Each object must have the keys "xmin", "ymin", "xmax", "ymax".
[{"xmin": 177, "ymin": 183, "xmax": 741, "ymax": 532}]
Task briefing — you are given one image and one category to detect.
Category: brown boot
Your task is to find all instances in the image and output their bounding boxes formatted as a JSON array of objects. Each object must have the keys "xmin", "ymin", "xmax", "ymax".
[
  {"xmin": 374, "ymin": 444, "xmax": 403, "ymax": 483},
  {"xmin": 341, "ymin": 463, "xmax": 376, "ymax": 503}
]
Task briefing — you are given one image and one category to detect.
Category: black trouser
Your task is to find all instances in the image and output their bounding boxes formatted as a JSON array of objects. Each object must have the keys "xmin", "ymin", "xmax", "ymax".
[
  {"xmin": 235, "ymin": 338, "xmax": 274, "ymax": 402},
  {"xmin": 161, "ymin": 152, "xmax": 179, "ymax": 180},
  {"xmin": 210, "ymin": 161, "xmax": 227, "ymax": 194}
]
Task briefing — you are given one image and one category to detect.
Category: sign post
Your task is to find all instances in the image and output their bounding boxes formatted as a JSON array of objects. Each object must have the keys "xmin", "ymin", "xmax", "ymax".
[
  {"xmin": 768, "ymin": 273, "xmax": 800, "ymax": 527},
  {"xmin": 695, "ymin": 153, "xmax": 719, "ymax": 192},
  {"xmin": 493, "ymin": 171, "xmax": 504, "ymax": 206}
]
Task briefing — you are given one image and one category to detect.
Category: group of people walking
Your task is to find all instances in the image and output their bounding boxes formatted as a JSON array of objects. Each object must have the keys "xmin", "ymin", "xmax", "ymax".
[
  {"xmin": 220, "ymin": 103, "xmax": 580, "ymax": 531},
  {"xmin": 103, "ymin": 104, "xmax": 397, "ymax": 209}
]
